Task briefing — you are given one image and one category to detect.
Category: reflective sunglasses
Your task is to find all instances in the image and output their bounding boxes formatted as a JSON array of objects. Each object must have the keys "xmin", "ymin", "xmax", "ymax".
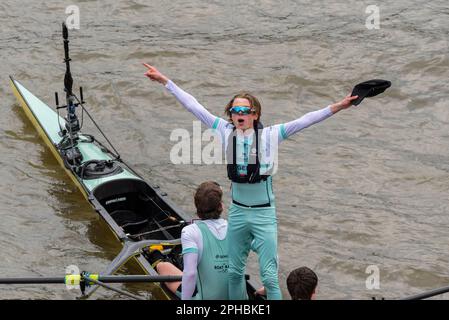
[{"xmin": 229, "ymin": 106, "xmax": 255, "ymax": 115}]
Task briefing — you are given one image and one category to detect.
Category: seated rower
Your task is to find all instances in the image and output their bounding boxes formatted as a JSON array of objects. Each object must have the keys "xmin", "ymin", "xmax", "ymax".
[
  {"xmin": 287, "ymin": 266, "xmax": 318, "ymax": 300},
  {"xmin": 255, "ymin": 266, "xmax": 318, "ymax": 300},
  {"xmin": 148, "ymin": 181, "xmax": 229, "ymax": 300}
]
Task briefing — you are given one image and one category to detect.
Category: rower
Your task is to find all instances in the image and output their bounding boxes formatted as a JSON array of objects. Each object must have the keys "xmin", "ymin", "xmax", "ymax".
[
  {"xmin": 287, "ymin": 266, "xmax": 318, "ymax": 300},
  {"xmin": 255, "ymin": 266, "xmax": 318, "ymax": 300},
  {"xmin": 148, "ymin": 181, "xmax": 229, "ymax": 300},
  {"xmin": 143, "ymin": 64, "xmax": 358, "ymax": 300}
]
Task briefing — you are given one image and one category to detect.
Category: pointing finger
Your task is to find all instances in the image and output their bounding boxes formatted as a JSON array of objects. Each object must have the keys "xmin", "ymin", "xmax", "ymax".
[{"xmin": 142, "ymin": 63, "xmax": 154, "ymax": 70}]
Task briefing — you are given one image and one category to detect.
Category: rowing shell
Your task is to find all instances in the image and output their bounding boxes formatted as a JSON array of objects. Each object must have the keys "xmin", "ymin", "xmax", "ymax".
[
  {"xmin": 10, "ymin": 76, "xmax": 190, "ymax": 299},
  {"xmin": 9, "ymin": 77, "xmax": 262, "ymax": 300}
]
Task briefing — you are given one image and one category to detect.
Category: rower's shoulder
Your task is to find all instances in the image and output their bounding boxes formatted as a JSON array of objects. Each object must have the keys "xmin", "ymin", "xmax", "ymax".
[
  {"xmin": 182, "ymin": 222, "xmax": 200, "ymax": 233},
  {"xmin": 181, "ymin": 223, "xmax": 201, "ymax": 244}
]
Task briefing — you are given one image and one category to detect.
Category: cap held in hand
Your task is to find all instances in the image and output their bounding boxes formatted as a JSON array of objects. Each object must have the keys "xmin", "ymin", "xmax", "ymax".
[{"xmin": 351, "ymin": 79, "xmax": 391, "ymax": 106}]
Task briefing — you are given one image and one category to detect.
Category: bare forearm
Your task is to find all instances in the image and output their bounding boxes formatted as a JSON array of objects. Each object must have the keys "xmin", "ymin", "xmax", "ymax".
[
  {"xmin": 159, "ymin": 76, "xmax": 168, "ymax": 86},
  {"xmin": 330, "ymin": 94, "xmax": 359, "ymax": 113},
  {"xmin": 330, "ymin": 102, "xmax": 345, "ymax": 114}
]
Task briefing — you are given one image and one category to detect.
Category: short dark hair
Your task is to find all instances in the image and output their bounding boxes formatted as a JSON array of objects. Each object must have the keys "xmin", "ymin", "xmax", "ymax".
[
  {"xmin": 194, "ymin": 181, "xmax": 223, "ymax": 220},
  {"xmin": 287, "ymin": 267, "xmax": 318, "ymax": 300}
]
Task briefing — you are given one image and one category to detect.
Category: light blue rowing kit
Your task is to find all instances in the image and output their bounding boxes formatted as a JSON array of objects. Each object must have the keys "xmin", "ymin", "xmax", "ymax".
[
  {"xmin": 181, "ymin": 220, "xmax": 229, "ymax": 300},
  {"xmin": 165, "ymin": 80, "xmax": 333, "ymax": 300}
]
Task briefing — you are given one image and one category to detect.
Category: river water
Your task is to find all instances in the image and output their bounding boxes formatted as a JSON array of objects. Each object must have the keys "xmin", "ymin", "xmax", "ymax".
[{"xmin": 0, "ymin": 0, "xmax": 448, "ymax": 299}]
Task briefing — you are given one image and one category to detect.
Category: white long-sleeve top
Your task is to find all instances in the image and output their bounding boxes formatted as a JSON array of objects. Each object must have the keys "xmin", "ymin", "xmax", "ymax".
[
  {"xmin": 165, "ymin": 80, "xmax": 334, "ymax": 298},
  {"xmin": 165, "ymin": 80, "xmax": 333, "ymax": 175},
  {"xmin": 165, "ymin": 80, "xmax": 333, "ymax": 139}
]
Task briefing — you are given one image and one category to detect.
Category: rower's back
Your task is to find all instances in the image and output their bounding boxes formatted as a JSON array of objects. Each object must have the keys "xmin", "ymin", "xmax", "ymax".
[{"xmin": 193, "ymin": 221, "xmax": 229, "ymax": 300}]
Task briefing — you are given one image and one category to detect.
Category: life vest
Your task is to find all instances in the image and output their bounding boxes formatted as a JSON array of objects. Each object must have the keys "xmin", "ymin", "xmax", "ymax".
[{"xmin": 226, "ymin": 121, "xmax": 270, "ymax": 184}]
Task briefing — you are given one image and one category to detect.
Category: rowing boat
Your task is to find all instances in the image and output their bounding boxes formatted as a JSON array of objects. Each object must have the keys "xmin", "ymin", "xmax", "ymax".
[
  {"xmin": 9, "ymin": 23, "xmax": 262, "ymax": 300},
  {"xmin": 10, "ymin": 74, "xmax": 188, "ymax": 299}
]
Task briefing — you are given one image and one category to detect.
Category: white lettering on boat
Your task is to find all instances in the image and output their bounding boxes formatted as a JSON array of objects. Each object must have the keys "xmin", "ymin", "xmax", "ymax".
[{"xmin": 105, "ymin": 197, "xmax": 127, "ymax": 205}]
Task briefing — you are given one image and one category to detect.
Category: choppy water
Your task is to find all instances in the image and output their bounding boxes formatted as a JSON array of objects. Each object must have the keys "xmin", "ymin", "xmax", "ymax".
[{"xmin": 0, "ymin": 0, "xmax": 448, "ymax": 299}]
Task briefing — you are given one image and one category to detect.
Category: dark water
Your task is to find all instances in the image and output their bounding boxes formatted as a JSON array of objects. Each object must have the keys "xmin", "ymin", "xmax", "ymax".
[{"xmin": 0, "ymin": 0, "xmax": 448, "ymax": 299}]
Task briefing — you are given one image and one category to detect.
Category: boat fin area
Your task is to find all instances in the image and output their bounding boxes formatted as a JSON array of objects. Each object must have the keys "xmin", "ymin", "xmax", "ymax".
[{"xmin": 10, "ymin": 77, "xmax": 65, "ymax": 145}]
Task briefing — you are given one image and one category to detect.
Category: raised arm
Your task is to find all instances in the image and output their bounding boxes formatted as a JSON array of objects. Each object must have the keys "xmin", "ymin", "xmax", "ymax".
[
  {"xmin": 281, "ymin": 94, "xmax": 358, "ymax": 139},
  {"xmin": 143, "ymin": 63, "xmax": 220, "ymax": 129}
]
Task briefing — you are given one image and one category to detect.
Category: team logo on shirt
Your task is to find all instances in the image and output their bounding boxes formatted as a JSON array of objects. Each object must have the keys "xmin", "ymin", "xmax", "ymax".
[
  {"xmin": 214, "ymin": 263, "xmax": 229, "ymax": 273},
  {"xmin": 214, "ymin": 254, "xmax": 229, "ymax": 273}
]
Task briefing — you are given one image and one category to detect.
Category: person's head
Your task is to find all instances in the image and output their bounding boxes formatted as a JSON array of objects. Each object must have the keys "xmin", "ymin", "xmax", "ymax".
[
  {"xmin": 224, "ymin": 92, "xmax": 261, "ymax": 130},
  {"xmin": 287, "ymin": 267, "xmax": 318, "ymax": 300},
  {"xmin": 194, "ymin": 181, "xmax": 223, "ymax": 220}
]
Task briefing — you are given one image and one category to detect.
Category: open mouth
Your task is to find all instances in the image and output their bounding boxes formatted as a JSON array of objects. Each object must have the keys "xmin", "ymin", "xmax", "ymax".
[{"xmin": 237, "ymin": 119, "xmax": 244, "ymax": 124}]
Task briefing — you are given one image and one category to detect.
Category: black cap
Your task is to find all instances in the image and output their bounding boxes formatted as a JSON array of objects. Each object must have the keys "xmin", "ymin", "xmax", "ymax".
[{"xmin": 351, "ymin": 79, "xmax": 391, "ymax": 106}]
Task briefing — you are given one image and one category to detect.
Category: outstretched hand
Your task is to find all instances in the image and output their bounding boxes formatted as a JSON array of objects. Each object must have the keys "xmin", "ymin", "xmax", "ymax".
[
  {"xmin": 330, "ymin": 94, "xmax": 359, "ymax": 113},
  {"xmin": 143, "ymin": 63, "xmax": 169, "ymax": 85}
]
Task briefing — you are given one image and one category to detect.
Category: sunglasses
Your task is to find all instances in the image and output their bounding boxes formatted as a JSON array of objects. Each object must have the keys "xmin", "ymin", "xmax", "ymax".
[{"xmin": 229, "ymin": 106, "xmax": 255, "ymax": 115}]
